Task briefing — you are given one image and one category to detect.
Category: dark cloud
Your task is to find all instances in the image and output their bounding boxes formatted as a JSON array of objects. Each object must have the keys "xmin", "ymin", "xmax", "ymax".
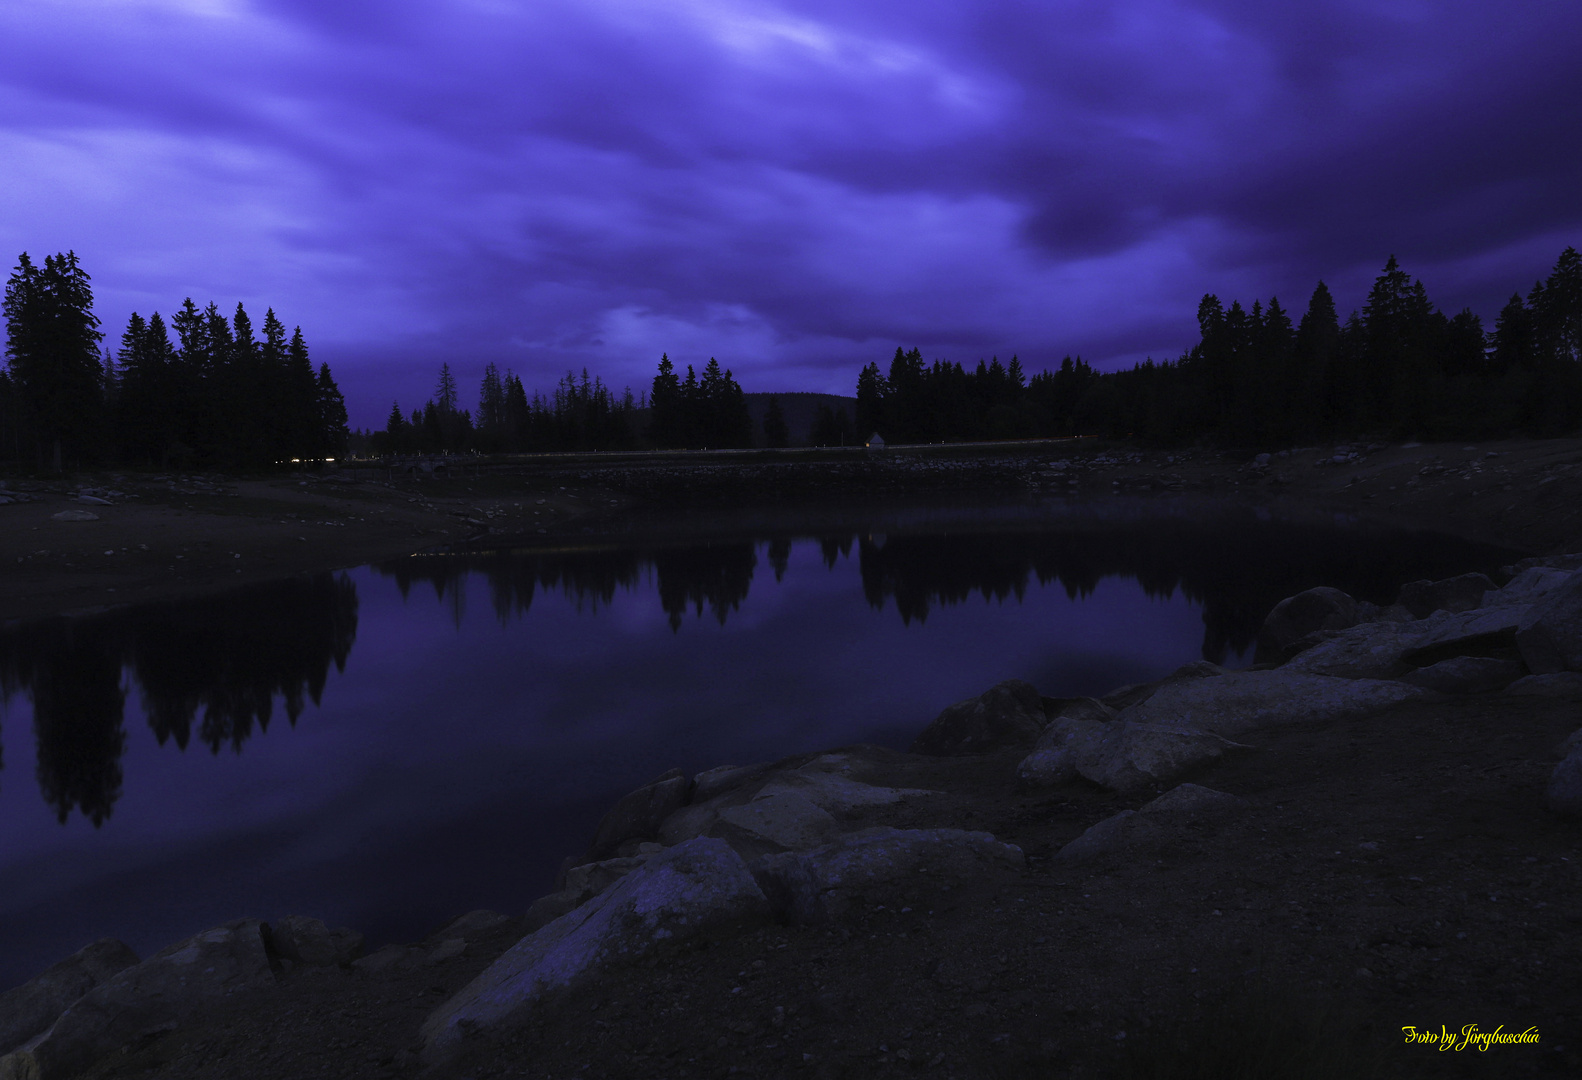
[{"xmin": 2, "ymin": 0, "xmax": 1578, "ymax": 424}]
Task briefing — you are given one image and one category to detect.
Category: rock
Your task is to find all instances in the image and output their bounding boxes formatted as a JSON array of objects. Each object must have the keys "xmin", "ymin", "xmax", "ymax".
[
  {"xmin": 527, "ymin": 856, "xmax": 656, "ymax": 931},
  {"xmin": 0, "ymin": 496, "xmax": 13, "ymax": 505},
  {"xmin": 691, "ymin": 762, "xmax": 773, "ymax": 804},
  {"xmin": 1400, "ymin": 656, "xmax": 1525, "ymax": 694},
  {"xmin": 422, "ymin": 838, "xmax": 770, "ymax": 1064},
  {"xmin": 1516, "ymin": 570, "xmax": 1582, "ymax": 674},
  {"xmin": 587, "ymin": 768, "xmax": 691, "ymax": 858},
  {"xmin": 910, "ymin": 679, "xmax": 1048, "ymax": 755},
  {"xmin": 48, "ymin": 510, "xmax": 97, "ymax": 522},
  {"xmin": 657, "ymin": 800, "xmax": 723, "ymax": 846},
  {"xmin": 751, "ymin": 828, "xmax": 1024, "ymax": 924},
  {"xmin": 75, "ymin": 495, "xmax": 112, "ymax": 506},
  {"xmin": 428, "ymin": 910, "xmax": 513, "ymax": 943},
  {"xmin": 1283, "ymin": 619, "xmax": 1420, "ymax": 678},
  {"xmin": 1487, "ymin": 566, "xmax": 1574, "ymax": 607},
  {"xmin": 1547, "ymin": 744, "xmax": 1582, "ymax": 817},
  {"xmin": 1395, "ymin": 573, "xmax": 1496, "ymax": 619},
  {"xmin": 1056, "ymin": 811, "xmax": 1160, "ymax": 863},
  {"xmin": 2, "ymin": 920, "xmax": 274, "ymax": 1080},
  {"xmin": 1098, "ymin": 663, "xmax": 1224, "ymax": 711},
  {"xmin": 1139, "ymin": 782, "xmax": 1247, "ymax": 822},
  {"xmin": 1118, "ymin": 669, "xmax": 1427, "ymax": 737},
  {"xmin": 266, "ymin": 915, "xmax": 362, "ymax": 968},
  {"xmin": 1505, "ymin": 672, "xmax": 1582, "ymax": 698},
  {"xmin": 1398, "ymin": 607, "xmax": 1528, "ymax": 668},
  {"xmin": 351, "ymin": 944, "xmax": 416, "ymax": 976},
  {"xmin": 758, "ymin": 767, "xmax": 940, "ymax": 815},
  {"xmin": 0, "ymin": 940, "xmax": 139, "ymax": 1058},
  {"xmin": 1058, "ymin": 784, "xmax": 1247, "ymax": 862},
  {"xmin": 1256, "ymin": 587, "xmax": 1364, "ymax": 663},
  {"xmin": 711, "ymin": 791, "xmax": 838, "ymax": 855},
  {"xmin": 1018, "ymin": 715, "xmax": 1245, "ymax": 792}
]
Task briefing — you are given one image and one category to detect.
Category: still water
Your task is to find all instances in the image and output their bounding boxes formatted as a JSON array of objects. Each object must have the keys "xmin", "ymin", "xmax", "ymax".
[{"xmin": 0, "ymin": 497, "xmax": 1517, "ymax": 988}]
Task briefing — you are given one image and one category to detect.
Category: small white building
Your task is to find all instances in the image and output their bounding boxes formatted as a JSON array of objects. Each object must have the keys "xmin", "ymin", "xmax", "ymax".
[{"xmin": 866, "ymin": 432, "xmax": 885, "ymax": 449}]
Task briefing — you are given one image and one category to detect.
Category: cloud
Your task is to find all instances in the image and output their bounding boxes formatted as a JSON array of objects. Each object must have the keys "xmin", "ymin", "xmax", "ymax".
[{"xmin": 2, "ymin": 0, "xmax": 1579, "ymax": 423}]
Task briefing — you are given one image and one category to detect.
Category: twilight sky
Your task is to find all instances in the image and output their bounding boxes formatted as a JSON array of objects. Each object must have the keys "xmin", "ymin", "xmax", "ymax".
[{"xmin": 3, "ymin": 0, "xmax": 1580, "ymax": 427}]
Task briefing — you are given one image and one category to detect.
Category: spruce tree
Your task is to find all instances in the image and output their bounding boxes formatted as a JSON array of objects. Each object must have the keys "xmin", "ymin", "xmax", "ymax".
[
  {"xmin": 315, "ymin": 362, "xmax": 349, "ymax": 458},
  {"xmin": 284, "ymin": 325, "xmax": 318, "ymax": 459},
  {"xmin": 2, "ymin": 251, "xmax": 105, "ymax": 468}
]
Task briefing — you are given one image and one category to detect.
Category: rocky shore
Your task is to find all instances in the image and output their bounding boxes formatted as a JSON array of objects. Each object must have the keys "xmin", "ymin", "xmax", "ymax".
[{"xmin": 3, "ymin": 553, "xmax": 1581, "ymax": 1079}]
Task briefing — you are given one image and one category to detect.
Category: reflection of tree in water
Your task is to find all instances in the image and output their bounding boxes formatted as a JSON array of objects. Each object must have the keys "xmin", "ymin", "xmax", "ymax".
[
  {"xmin": 652, "ymin": 544, "xmax": 757, "ymax": 631},
  {"xmin": 130, "ymin": 575, "xmax": 359, "ymax": 752},
  {"xmin": 381, "ymin": 544, "xmax": 759, "ymax": 632},
  {"xmin": 857, "ymin": 517, "xmax": 1514, "ymax": 664},
  {"xmin": 0, "ymin": 573, "xmax": 358, "ymax": 825},
  {"xmin": 381, "ymin": 550, "xmax": 644, "ymax": 624}
]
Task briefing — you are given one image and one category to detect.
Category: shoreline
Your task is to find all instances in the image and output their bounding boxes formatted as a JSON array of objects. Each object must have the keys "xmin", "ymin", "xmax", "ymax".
[
  {"xmin": 2, "ymin": 435, "xmax": 1580, "ymax": 627},
  {"xmin": 3, "ymin": 444, "xmax": 1582, "ymax": 1078}
]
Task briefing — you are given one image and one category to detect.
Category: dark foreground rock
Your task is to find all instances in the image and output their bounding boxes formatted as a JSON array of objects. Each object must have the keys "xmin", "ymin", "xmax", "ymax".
[{"xmin": 0, "ymin": 941, "xmax": 138, "ymax": 1059}]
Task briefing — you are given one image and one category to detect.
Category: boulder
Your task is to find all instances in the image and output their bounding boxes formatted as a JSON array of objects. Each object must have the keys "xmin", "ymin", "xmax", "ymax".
[
  {"xmin": 1057, "ymin": 784, "xmax": 1247, "ymax": 862},
  {"xmin": 1505, "ymin": 672, "xmax": 1582, "ymax": 698},
  {"xmin": 1397, "ymin": 606, "xmax": 1528, "ymax": 668},
  {"xmin": 1282, "ymin": 620, "xmax": 1422, "ymax": 679},
  {"xmin": 1547, "ymin": 743, "xmax": 1582, "ymax": 817},
  {"xmin": 1139, "ymin": 782, "xmax": 1247, "ymax": 822},
  {"xmin": 48, "ymin": 510, "xmax": 97, "ymax": 522},
  {"xmin": 1, "ymin": 920, "xmax": 274, "ymax": 1080},
  {"xmin": 1118, "ymin": 669, "xmax": 1427, "ymax": 737},
  {"xmin": 422, "ymin": 838, "xmax": 769, "ymax": 1064},
  {"xmin": 0, "ymin": 940, "xmax": 139, "ymax": 1058},
  {"xmin": 587, "ymin": 768, "xmax": 691, "ymax": 858},
  {"xmin": 1395, "ymin": 573, "xmax": 1496, "ymax": 619},
  {"xmin": 1400, "ymin": 656, "xmax": 1525, "ymax": 694},
  {"xmin": 1487, "ymin": 566, "xmax": 1574, "ymax": 607},
  {"xmin": 1256, "ymin": 587, "xmax": 1364, "ymax": 663},
  {"xmin": 909, "ymin": 679, "xmax": 1047, "ymax": 755},
  {"xmin": 750, "ymin": 828, "xmax": 1024, "ymax": 924},
  {"xmin": 1098, "ymin": 663, "xmax": 1226, "ymax": 712},
  {"xmin": 266, "ymin": 916, "xmax": 363, "ymax": 968},
  {"xmin": 691, "ymin": 762, "xmax": 774, "ymax": 804},
  {"xmin": 428, "ymin": 910, "xmax": 513, "ymax": 943},
  {"xmin": 1017, "ymin": 717, "xmax": 1247, "ymax": 793},
  {"xmin": 526, "ymin": 855, "xmax": 655, "ymax": 931},
  {"xmin": 711, "ymin": 791, "xmax": 838, "ymax": 856},
  {"xmin": 1515, "ymin": 570, "xmax": 1582, "ymax": 674}
]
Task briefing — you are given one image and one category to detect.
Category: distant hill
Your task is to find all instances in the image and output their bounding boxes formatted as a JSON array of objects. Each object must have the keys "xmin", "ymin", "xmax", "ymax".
[
  {"xmin": 628, "ymin": 392, "xmax": 861, "ymax": 448},
  {"xmin": 744, "ymin": 392, "xmax": 859, "ymax": 447}
]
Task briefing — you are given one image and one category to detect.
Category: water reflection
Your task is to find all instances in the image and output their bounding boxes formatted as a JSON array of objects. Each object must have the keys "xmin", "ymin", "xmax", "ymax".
[
  {"xmin": 378, "ymin": 513, "xmax": 1515, "ymax": 665},
  {"xmin": 0, "ymin": 574, "xmax": 358, "ymax": 824}
]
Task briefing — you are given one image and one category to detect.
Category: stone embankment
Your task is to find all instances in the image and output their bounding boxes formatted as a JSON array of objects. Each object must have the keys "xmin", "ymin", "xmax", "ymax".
[{"xmin": 4, "ymin": 555, "xmax": 1581, "ymax": 1078}]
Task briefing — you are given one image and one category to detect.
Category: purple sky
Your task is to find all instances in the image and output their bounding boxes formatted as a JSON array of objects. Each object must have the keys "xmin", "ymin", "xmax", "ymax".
[{"xmin": 4, "ymin": 1, "xmax": 1580, "ymax": 427}]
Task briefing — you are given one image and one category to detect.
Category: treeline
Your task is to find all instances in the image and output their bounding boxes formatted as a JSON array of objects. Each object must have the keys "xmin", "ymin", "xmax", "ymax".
[
  {"xmin": 373, "ymin": 364, "xmax": 640, "ymax": 455},
  {"xmin": 859, "ymin": 247, "xmax": 1582, "ymax": 445},
  {"xmin": 1, "ymin": 251, "xmax": 348, "ymax": 469}
]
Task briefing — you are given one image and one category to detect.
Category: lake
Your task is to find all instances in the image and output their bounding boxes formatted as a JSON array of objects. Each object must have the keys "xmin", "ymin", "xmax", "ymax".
[{"xmin": 0, "ymin": 495, "xmax": 1518, "ymax": 989}]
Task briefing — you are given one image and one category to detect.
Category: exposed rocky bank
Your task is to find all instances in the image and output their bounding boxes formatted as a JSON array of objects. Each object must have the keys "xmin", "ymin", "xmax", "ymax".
[{"xmin": 4, "ymin": 553, "xmax": 1582, "ymax": 1079}]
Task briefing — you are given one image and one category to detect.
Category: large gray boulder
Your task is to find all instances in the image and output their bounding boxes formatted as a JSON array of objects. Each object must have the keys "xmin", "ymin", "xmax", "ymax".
[
  {"xmin": 266, "ymin": 916, "xmax": 363, "ymax": 968},
  {"xmin": 0, "ymin": 940, "xmax": 139, "ymax": 1058},
  {"xmin": 1281, "ymin": 620, "xmax": 1422, "ymax": 679},
  {"xmin": 1018, "ymin": 715, "xmax": 1247, "ymax": 793},
  {"xmin": 1401, "ymin": 656, "xmax": 1525, "ymax": 694},
  {"xmin": 422, "ymin": 838, "xmax": 769, "ymax": 1065},
  {"xmin": 691, "ymin": 762, "xmax": 773, "ymax": 803},
  {"xmin": 712, "ymin": 790, "xmax": 838, "ymax": 855},
  {"xmin": 1057, "ymin": 783, "xmax": 1247, "ymax": 862},
  {"xmin": 751, "ymin": 828, "xmax": 1024, "ymax": 924},
  {"xmin": 1487, "ymin": 566, "xmax": 1574, "ymax": 607},
  {"xmin": 525, "ymin": 851, "xmax": 660, "ymax": 931},
  {"xmin": 1256, "ymin": 587, "xmax": 1365, "ymax": 663},
  {"xmin": 1, "ymin": 920, "xmax": 274, "ymax": 1080},
  {"xmin": 1516, "ymin": 571, "xmax": 1582, "ymax": 675},
  {"xmin": 1118, "ymin": 669, "xmax": 1427, "ymax": 737},
  {"xmin": 587, "ymin": 768, "xmax": 692, "ymax": 858},
  {"xmin": 910, "ymin": 679, "xmax": 1047, "ymax": 755},
  {"xmin": 1395, "ymin": 573, "xmax": 1496, "ymax": 619}
]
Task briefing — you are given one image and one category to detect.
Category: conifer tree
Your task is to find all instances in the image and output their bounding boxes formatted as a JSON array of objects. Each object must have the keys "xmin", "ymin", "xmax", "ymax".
[
  {"xmin": 2, "ymin": 251, "xmax": 104, "ymax": 467},
  {"xmin": 762, "ymin": 396, "xmax": 790, "ymax": 448},
  {"xmin": 315, "ymin": 362, "xmax": 349, "ymax": 458}
]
